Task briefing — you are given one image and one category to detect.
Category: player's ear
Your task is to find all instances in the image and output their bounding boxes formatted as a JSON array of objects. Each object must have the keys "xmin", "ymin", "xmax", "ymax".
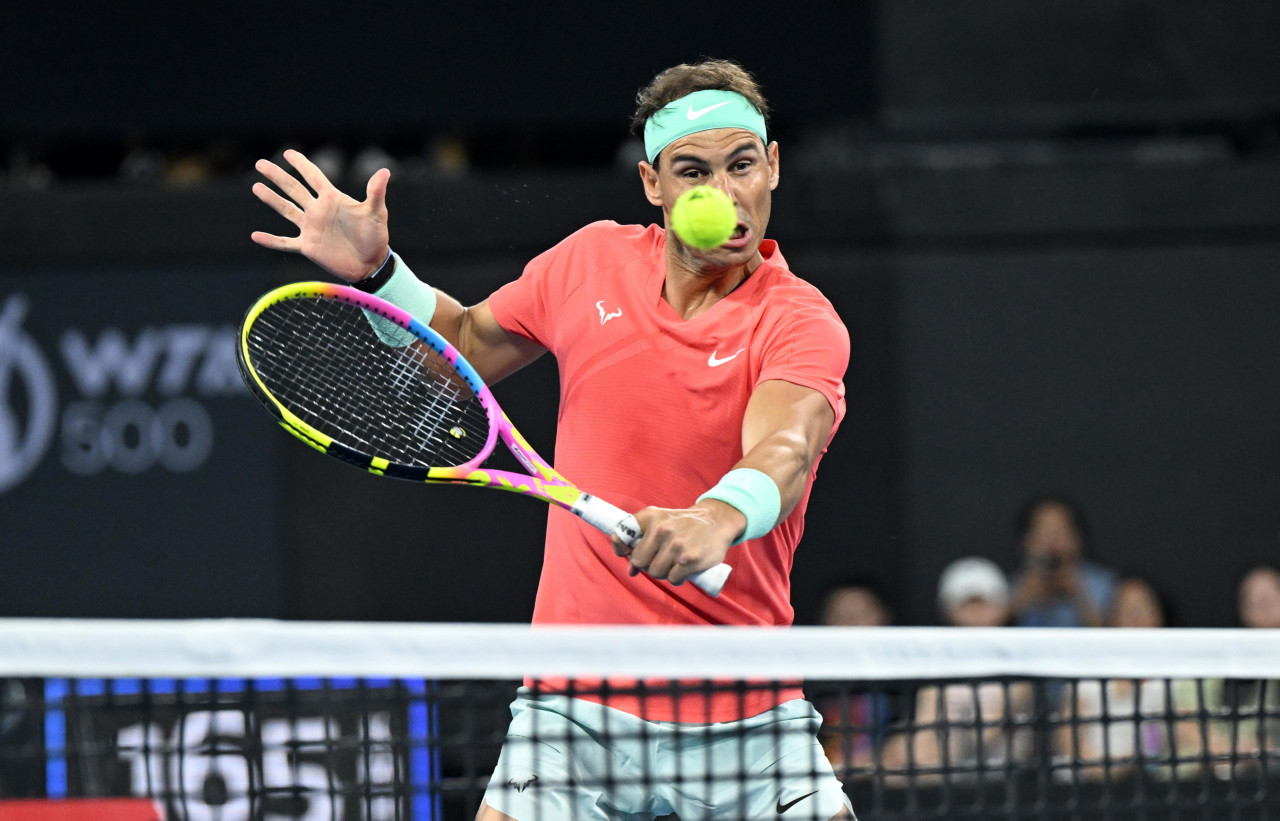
[
  {"xmin": 639, "ymin": 161, "xmax": 663, "ymax": 206},
  {"xmin": 767, "ymin": 141, "xmax": 780, "ymax": 191}
]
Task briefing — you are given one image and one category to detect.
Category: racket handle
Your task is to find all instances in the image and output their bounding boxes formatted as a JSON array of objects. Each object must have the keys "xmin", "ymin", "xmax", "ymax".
[{"xmin": 573, "ymin": 494, "xmax": 733, "ymax": 597}]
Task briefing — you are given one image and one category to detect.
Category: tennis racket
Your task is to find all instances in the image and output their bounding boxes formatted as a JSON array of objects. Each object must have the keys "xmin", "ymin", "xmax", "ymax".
[{"xmin": 236, "ymin": 281, "xmax": 732, "ymax": 596}]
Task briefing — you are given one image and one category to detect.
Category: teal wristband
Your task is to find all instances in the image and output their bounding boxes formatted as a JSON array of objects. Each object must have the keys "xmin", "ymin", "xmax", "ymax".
[
  {"xmin": 362, "ymin": 251, "xmax": 438, "ymax": 347},
  {"xmin": 697, "ymin": 468, "xmax": 782, "ymax": 545}
]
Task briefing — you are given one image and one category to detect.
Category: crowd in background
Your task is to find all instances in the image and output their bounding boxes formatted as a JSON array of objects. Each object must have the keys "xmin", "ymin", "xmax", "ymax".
[{"xmin": 813, "ymin": 493, "xmax": 1280, "ymax": 786}]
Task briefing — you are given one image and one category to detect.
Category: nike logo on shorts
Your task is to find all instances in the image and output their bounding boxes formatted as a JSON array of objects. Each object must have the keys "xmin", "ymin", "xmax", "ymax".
[
  {"xmin": 687, "ymin": 101, "xmax": 732, "ymax": 120},
  {"xmin": 776, "ymin": 789, "xmax": 818, "ymax": 814}
]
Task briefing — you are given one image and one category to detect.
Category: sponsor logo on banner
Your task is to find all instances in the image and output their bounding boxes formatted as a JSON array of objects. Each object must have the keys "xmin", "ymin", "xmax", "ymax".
[
  {"xmin": 50, "ymin": 678, "xmax": 409, "ymax": 821},
  {"xmin": 0, "ymin": 295, "xmax": 57, "ymax": 493},
  {"xmin": 0, "ymin": 292, "xmax": 247, "ymax": 494}
]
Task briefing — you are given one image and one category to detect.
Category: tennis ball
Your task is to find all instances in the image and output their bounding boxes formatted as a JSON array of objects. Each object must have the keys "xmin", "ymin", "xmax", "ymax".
[{"xmin": 670, "ymin": 187, "xmax": 737, "ymax": 249}]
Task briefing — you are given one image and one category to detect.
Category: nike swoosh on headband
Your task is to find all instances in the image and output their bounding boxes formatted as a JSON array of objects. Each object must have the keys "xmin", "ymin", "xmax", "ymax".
[
  {"xmin": 687, "ymin": 101, "xmax": 732, "ymax": 120},
  {"xmin": 644, "ymin": 89, "xmax": 768, "ymax": 164}
]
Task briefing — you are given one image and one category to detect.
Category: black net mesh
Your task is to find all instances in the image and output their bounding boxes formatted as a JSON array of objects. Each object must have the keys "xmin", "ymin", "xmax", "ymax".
[{"xmin": 5, "ymin": 671, "xmax": 1279, "ymax": 820}]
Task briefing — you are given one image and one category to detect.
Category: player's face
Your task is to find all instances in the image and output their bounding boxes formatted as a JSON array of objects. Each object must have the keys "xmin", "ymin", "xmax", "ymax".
[{"xmin": 641, "ymin": 128, "xmax": 780, "ymax": 267}]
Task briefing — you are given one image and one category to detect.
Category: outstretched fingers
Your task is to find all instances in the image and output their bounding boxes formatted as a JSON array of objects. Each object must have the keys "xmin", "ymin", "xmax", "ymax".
[
  {"xmin": 249, "ymin": 178, "xmax": 305, "ymax": 251},
  {"xmin": 251, "ymin": 181, "xmax": 304, "ymax": 225},
  {"xmin": 254, "ymin": 157, "xmax": 316, "ymax": 207},
  {"xmin": 249, "ymin": 229, "xmax": 298, "ymax": 252},
  {"xmin": 282, "ymin": 148, "xmax": 337, "ymax": 199}
]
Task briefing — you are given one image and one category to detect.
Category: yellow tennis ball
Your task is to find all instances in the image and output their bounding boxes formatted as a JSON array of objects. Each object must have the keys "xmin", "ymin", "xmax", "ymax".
[{"xmin": 670, "ymin": 187, "xmax": 737, "ymax": 249}]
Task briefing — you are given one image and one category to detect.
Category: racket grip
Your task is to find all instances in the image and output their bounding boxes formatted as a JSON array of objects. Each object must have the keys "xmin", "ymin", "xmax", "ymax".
[{"xmin": 573, "ymin": 494, "xmax": 733, "ymax": 597}]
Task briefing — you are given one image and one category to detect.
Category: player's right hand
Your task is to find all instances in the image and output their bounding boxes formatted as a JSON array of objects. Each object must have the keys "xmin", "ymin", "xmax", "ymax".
[
  {"xmin": 618, "ymin": 503, "xmax": 738, "ymax": 586},
  {"xmin": 250, "ymin": 148, "xmax": 391, "ymax": 282}
]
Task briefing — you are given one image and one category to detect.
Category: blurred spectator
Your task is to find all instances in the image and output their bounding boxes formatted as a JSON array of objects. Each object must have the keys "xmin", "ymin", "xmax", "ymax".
[
  {"xmin": 1107, "ymin": 575, "xmax": 1167, "ymax": 627},
  {"xmin": 1010, "ymin": 494, "xmax": 1118, "ymax": 627},
  {"xmin": 118, "ymin": 145, "xmax": 168, "ymax": 183},
  {"xmin": 166, "ymin": 152, "xmax": 215, "ymax": 186},
  {"xmin": 1238, "ymin": 563, "xmax": 1280, "ymax": 630},
  {"xmin": 813, "ymin": 576, "xmax": 903, "ymax": 781},
  {"xmin": 885, "ymin": 558, "xmax": 1034, "ymax": 782},
  {"xmin": 1199, "ymin": 564, "xmax": 1280, "ymax": 778},
  {"xmin": 7, "ymin": 145, "xmax": 53, "ymax": 189},
  {"xmin": 935, "ymin": 556, "xmax": 1016, "ymax": 629},
  {"xmin": 310, "ymin": 144, "xmax": 348, "ymax": 183},
  {"xmin": 428, "ymin": 135, "xmax": 471, "ymax": 178},
  {"xmin": 817, "ymin": 574, "xmax": 894, "ymax": 628},
  {"xmin": 350, "ymin": 145, "xmax": 401, "ymax": 185},
  {"xmin": 1054, "ymin": 576, "xmax": 1201, "ymax": 782}
]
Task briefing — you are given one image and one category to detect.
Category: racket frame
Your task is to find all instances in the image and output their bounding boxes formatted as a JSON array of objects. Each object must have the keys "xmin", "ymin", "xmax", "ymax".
[{"xmin": 238, "ymin": 282, "xmax": 730, "ymax": 595}]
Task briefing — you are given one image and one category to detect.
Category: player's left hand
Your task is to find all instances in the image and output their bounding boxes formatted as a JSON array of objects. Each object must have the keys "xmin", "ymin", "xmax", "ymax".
[
  {"xmin": 613, "ymin": 501, "xmax": 741, "ymax": 585},
  {"xmin": 250, "ymin": 149, "xmax": 391, "ymax": 282}
]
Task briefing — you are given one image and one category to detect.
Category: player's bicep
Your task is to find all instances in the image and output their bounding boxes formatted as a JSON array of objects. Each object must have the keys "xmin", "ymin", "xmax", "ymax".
[
  {"xmin": 432, "ymin": 296, "xmax": 546, "ymax": 384},
  {"xmin": 740, "ymin": 379, "xmax": 837, "ymax": 467}
]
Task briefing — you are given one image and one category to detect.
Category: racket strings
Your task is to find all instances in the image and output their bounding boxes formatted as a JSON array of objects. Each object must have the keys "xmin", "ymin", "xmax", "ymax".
[{"xmin": 246, "ymin": 296, "xmax": 492, "ymax": 468}]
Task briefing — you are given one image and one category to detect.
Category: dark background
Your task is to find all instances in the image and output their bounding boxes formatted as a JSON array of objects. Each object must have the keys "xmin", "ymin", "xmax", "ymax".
[{"xmin": 2, "ymin": 1, "xmax": 1278, "ymax": 628}]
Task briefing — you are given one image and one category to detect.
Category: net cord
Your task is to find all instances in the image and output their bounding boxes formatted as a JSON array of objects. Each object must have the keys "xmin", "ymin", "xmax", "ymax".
[{"xmin": 2, "ymin": 620, "xmax": 1279, "ymax": 681}]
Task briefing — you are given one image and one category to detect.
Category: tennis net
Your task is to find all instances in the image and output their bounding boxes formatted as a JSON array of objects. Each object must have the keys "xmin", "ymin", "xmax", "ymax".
[{"xmin": 1, "ymin": 620, "xmax": 1278, "ymax": 820}]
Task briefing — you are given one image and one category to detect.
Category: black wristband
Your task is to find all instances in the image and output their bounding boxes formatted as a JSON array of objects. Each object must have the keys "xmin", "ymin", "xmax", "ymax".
[{"xmin": 354, "ymin": 250, "xmax": 396, "ymax": 293}]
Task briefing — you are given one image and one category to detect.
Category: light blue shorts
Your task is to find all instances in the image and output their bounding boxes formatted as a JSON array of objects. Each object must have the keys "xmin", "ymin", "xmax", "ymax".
[{"xmin": 482, "ymin": 690, "xmax": 854, "ymax": 821}]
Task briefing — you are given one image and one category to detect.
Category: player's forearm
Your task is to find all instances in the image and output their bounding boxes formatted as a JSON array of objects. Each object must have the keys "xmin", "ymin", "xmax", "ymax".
[
  {"xmin": 736, "ymin": 429, "xmax": 819, "ymax": 523},
  {"xmin": 734, "ymin": 381, "xmax": 837, "ymax": 527}
]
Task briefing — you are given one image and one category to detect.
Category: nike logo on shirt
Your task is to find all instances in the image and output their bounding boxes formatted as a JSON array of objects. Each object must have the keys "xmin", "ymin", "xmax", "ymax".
[
  {"xmin": 686, "ymin": 101, "xmax": 732, "ymax": 120},
  {"xmin": 707, "ymin": 348, "xmax": 745, "ymax": 367},
  {"xmin": 776, "ymin": 790, "xmax": 818, "ymax": 814}
]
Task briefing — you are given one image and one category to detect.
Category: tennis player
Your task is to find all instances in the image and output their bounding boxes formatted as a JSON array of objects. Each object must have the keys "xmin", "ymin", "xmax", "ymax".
[{"xmin": 251, "ymin": 59, "xmax": 853, "ymax": 821}]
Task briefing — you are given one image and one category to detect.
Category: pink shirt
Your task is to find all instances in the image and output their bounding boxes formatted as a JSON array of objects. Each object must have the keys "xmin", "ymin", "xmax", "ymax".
[{"xmin": 488, "ymin": 221, "xmax": 849, "ymax": 720}]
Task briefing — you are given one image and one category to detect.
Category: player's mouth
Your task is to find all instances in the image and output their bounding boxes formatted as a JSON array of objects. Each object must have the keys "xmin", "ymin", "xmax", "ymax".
[{"xmin": 722, "ymin": 222, "xmax": 750, "ymax": 249}]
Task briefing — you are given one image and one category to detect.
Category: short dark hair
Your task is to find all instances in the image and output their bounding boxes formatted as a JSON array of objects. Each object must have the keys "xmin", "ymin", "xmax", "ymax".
[{"xmin": 629, "ymin": 58, "xmax": 771, "ymax": 144}]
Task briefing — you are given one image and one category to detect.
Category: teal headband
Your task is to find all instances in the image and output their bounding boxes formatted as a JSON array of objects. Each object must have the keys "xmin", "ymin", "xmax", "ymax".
[{"xmin": 643, "ymin": 89, "xmax": 767, "ymax": 164}]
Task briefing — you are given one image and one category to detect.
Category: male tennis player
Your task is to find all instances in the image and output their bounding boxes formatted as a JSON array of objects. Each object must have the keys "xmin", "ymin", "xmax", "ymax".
[{"xmin": 251, "ymin": 59, "xmax": 853, "ymax": 821}]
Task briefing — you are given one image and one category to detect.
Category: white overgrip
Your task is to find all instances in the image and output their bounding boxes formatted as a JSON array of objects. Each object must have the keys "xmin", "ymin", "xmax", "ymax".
[{"xmin": 571, "ymin": 494, "xmax": 732, "ymax": 597}]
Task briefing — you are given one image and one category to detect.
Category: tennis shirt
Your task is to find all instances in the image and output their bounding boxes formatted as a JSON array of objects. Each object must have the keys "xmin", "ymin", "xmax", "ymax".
[{"xmin": 488, "ymin": 221, "xmax": 849, "ymax": 721}]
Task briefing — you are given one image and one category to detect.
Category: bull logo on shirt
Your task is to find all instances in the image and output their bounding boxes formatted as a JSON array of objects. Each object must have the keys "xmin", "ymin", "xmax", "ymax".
[{"xmin": 596, "ymin": 301, "xmax": 622, "ymax": 325}]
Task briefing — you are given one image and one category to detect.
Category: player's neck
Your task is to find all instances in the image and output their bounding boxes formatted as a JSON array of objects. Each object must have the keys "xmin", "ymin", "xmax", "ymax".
[{"xmin": 662, "ymin": 253, "xmax": 761, "ymax": 321}]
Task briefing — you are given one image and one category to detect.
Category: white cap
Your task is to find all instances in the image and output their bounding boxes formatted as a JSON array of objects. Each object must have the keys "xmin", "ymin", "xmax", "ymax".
[{"xmin": 937, "ymin": 557, "xmax": 1010, "ymax": 611}]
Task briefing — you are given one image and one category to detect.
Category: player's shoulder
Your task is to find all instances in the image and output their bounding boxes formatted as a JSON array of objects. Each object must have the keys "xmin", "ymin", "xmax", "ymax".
[
  {"xmin": 523, "ymin": 221, "xmax": 661, "ymax": 296},
  {"xmin": 562, "ymin": 220, "xmax": 663, "ymax": 254},
  {"xmin": 537, "ymin": 222, "xmax": 662, "ymax": 285},
  {"xmin": 759, "ymin": 254, "xmax": 845, "ymax": 328}
]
